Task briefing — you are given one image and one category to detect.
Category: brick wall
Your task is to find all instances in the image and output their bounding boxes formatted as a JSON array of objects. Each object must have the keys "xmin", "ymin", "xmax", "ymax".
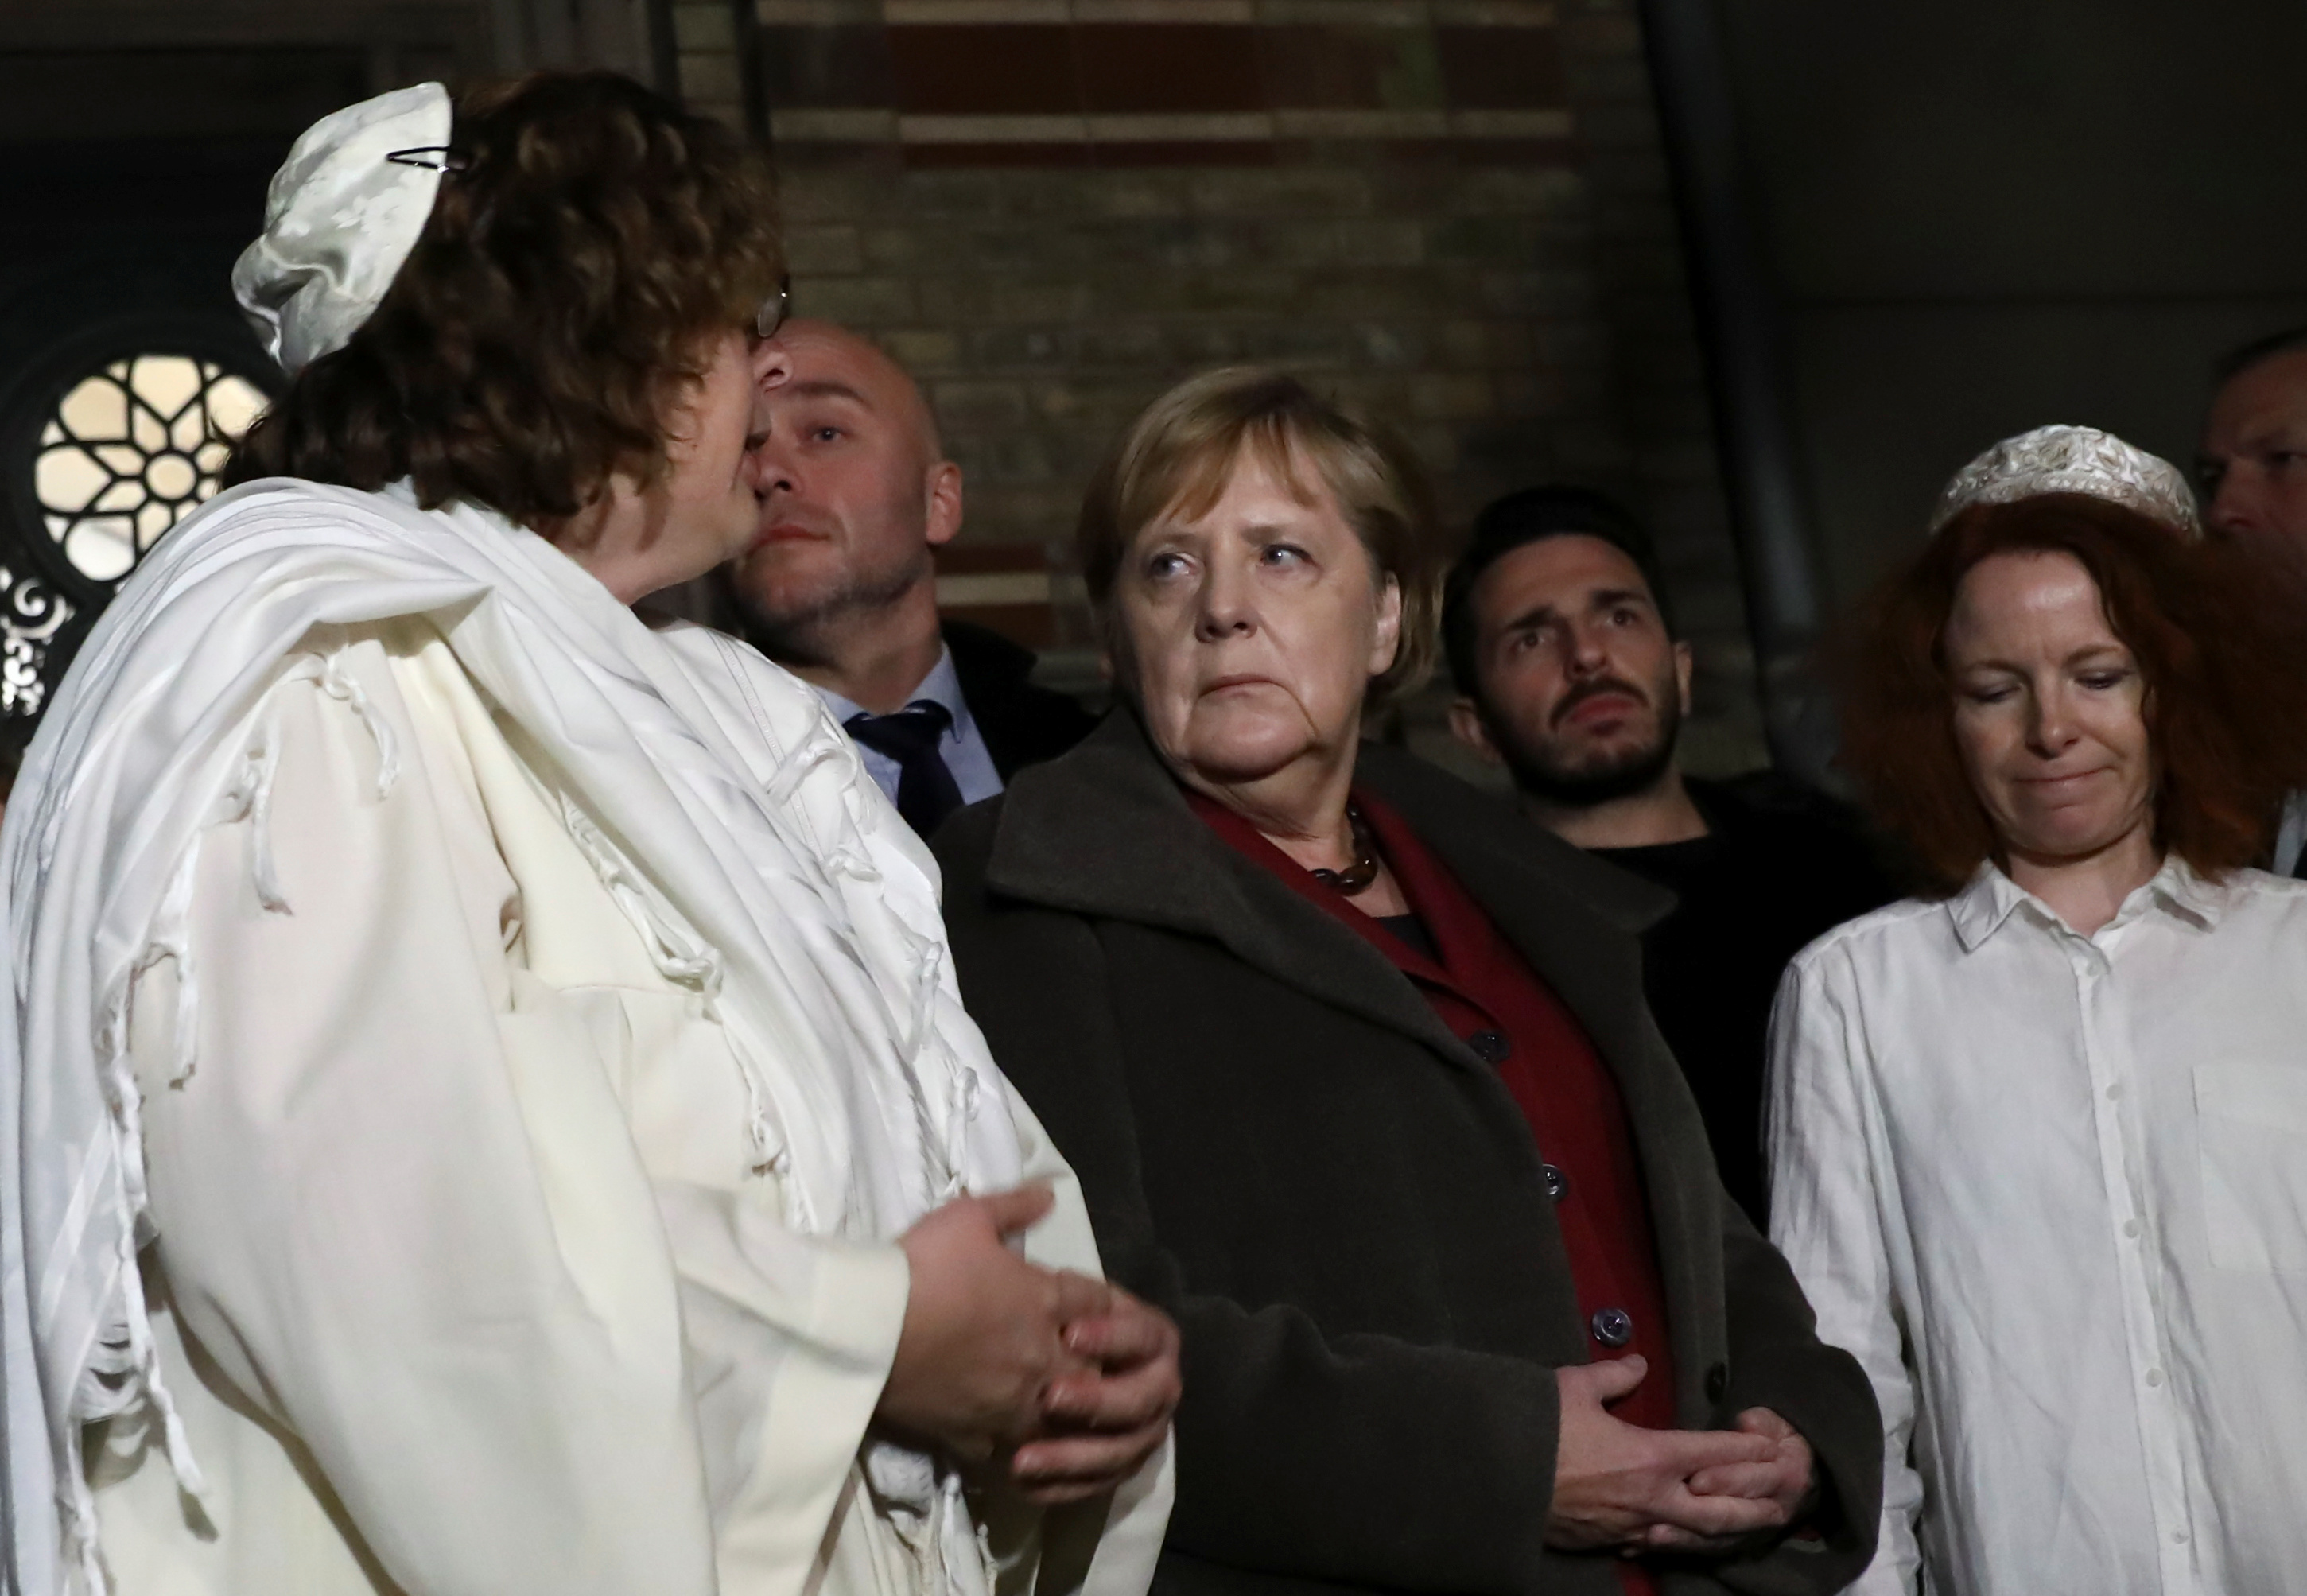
[{"xmin": 675, "ymin": 0, "xmax": 1764, "ymax": 775}]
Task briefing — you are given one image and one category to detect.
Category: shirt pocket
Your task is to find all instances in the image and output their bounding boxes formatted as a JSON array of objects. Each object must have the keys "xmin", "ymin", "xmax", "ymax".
[{"xmin": 2195, "ymin": 1060, "xmax": 2307, "ymax": 1275}]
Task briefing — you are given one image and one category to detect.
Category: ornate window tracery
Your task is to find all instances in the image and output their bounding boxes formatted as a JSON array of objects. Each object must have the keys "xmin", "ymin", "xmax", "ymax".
[
  {"xmin": 33, "ymin": 355, "xmax": 269, "ymax": 584},
  {"xmin": 0, "ymin": 332, "xmax": 276, "ymax": 731}
]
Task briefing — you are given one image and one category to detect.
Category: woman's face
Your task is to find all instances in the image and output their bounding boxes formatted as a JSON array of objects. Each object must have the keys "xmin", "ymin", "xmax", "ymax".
[
  {"xmin": 563, "ymin": 328, "xmax": 774, "ymax": 602},
  {"xmin": 1113, "ymin": 447, "xmax": 1401, "ymax": 789},
  {"xmin": 1943, "ymin": 549, "xmax": 2156, "ymax": 867},
  {"xmin": 649, "ymin": 328, "xmax": 775, "ymax": 582}
]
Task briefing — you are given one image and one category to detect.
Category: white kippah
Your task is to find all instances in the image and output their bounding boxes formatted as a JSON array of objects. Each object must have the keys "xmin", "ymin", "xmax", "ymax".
[
  {"xmin": 1930, "ymin": 424, "xmax": 2202, "ymax": 539},
  {"xmin": 230, "ymin": 83, "xmax": 452, "ymax": 374}
]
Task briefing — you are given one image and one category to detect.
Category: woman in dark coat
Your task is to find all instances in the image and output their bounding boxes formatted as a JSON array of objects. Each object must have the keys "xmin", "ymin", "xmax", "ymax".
[{"xmin": 934, "ymin": 368, "xmax": 1881, "ymax": 1596}]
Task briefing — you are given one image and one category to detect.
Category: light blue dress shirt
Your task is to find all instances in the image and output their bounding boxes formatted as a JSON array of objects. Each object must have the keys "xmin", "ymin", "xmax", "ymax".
[{"xmin": 813, "ymin": 646, "xmax": 1004, "ymax": 813}]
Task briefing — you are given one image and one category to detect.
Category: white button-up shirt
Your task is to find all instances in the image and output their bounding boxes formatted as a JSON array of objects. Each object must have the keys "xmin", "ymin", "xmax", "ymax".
[{"xmin": 1769, "ymin": 858, "xmax": 2307, "ymax": 1596}]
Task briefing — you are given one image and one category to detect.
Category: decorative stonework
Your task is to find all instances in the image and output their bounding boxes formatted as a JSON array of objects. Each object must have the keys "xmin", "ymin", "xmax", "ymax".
[{"xmin": 0, "ymin": 564, "xmax": 74, "ymax": 720}]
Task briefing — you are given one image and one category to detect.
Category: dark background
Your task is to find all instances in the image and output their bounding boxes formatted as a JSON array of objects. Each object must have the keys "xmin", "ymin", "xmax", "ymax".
[{"xmin": 2, "ymin": 0, "xmax": 2300, "ymax": 779}]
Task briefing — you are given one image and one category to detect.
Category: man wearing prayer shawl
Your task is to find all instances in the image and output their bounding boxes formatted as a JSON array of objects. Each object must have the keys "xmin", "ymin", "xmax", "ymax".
[{"xmin": 0, "ymin": 75, "xmax": 1175, "ymax": 1596}]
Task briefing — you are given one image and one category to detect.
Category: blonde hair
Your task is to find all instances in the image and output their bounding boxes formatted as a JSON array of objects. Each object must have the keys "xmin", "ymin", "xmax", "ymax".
[{"xmin": 1076, "ymin": 366, "xmax": 1441, "ymax": 702}]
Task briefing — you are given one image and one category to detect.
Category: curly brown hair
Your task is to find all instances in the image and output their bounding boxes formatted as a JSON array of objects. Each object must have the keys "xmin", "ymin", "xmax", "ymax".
[
  {"xmin": 1839, "ymin": 492, "xmax": 2307, "ymax": 893},
  {"xmin": 224, "ymin": 72, "xmax": 783, "ymax": 526}
]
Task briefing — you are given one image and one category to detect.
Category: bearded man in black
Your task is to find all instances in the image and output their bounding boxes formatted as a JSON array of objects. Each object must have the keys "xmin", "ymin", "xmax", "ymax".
[{"xmin": 1445, "ymin": 488, "xmax": 1893, "ymax": 1223}]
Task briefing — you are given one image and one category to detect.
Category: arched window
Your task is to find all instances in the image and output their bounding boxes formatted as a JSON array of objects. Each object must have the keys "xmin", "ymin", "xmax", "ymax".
[
  {"xmin": 35, "ymin": 355, "xmax": 269, "ymax": 584},
  {"xmin": 0, "ymin": 315, "xmax": 278, "ymax": 731}
]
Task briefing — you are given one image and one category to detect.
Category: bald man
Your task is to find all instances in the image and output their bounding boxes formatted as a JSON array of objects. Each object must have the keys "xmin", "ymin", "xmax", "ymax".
[{"xmin": 732, "ymin": 320, "xmax": 1095, "ymax": 837}]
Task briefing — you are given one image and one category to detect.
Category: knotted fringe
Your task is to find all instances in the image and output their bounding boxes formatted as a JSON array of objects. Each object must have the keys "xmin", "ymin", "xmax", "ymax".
[
  {"xmin": 214, "ymin": 710, "xmax": 288, "ymax": 916},
  {"xmin": 764, "ymin": 732, "xmax": 848, "ymax": 810},
  {"xmin": 758, "ymin": 709, "xmax": 1001, "ymax": 1596},
  {"xmin": 554, "ymin": 794, "xmax": 806, "ymax": 1213},
  {"xmin": 797, "ymin": 720, "xmax": 982, "ymax": 1208},
  {"xmin": 776, "ymin": 728, "xmax": 885, "ymax": 886},
  {"xmin": 69, "ymin": 925, "xmax": 215, "ymax": 1595},
  {"xmin": 60, "ymin": 647, "xmax": 403, "ymax": 1591},
  {"xmin": 787, "ymin": 723, "xmax": 984, "ymax": 1208},
  {"xmin": 935, "ymin": 1467, "xmax": 1000, "ymax": 1596},
  {"xmin": 863, "ymin": 1448, "xmax": 999, "ymax": 1596}
]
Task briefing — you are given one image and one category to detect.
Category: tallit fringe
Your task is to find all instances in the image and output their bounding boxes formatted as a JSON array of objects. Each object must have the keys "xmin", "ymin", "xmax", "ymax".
[
  {"xmin": 56, "ymin": 650, "xmax": 394, "ymax": 1589},
  {"xmin": 795, "ymin": 722, "xmax": 984, "ymax": 1204},
  {"xmin": 752, "ymin": 708, "xmax": 1005, "ymax": 1586},
  {"xmin": 765, "ymin": 732, "xmax": 848, "ymax": 810},
  {"xmin": 862, "ymin": 1448, "xmax": 999, "ymax": 1596},
  {"xmin": 313, "ymin": 641, "xmax": 402, "ymax": 799},
  {"xmin": 63, "ymin": 1004, "xmax": 216, "ymax": 1594},
  {"xmin": 785, "ymin": 727, "xmax": 884, "ymax": 885},
  {"xmin": 208, "ymin": 647, "xmax": 403, "ymax": 923},
  {"xmin": 938, "ymin": 1058, "xmax": 979, "ymax": 1206},
  {"xmin": 215, "ymin": 709, "xmax": 289, "ymax": 915},
  {"xmin": 553, "ymin": 795, "xmax": 808, "ymax": 1208},
  {"xmin": 889, "ymin": 930, "xmax": 978, "ymax": 1205}
]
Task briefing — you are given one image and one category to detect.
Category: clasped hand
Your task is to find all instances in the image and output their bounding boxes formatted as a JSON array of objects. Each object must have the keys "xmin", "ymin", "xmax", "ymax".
[
  {"xmin": 1546, "ymin": 1357, "xmax": 1814, "ymax": 1556},
  {"xmin": 876, "ymin": 1184, "xmax": 1181, "ymax": 1506}
]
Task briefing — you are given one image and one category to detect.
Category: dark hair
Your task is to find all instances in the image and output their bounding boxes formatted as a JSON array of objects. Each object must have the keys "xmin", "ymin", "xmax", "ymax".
[
  {"xmin": 224, "ymin": 72, "xmax": 782, "ymax": 528},
  {"xmin": 1441, "ymin": 486, "xmax": 1671, "ymax": 693},
  {"xmin": 2214, "ymin": 325, "xmax": 2307, "ymax": 387},
  {"xmin": 1839, "ymin": 492, "xmax": 2307, "ymax": 893},
  {"xmin": 1076, "ymin": 366, "xmax": 1443, "ymax": 704}
]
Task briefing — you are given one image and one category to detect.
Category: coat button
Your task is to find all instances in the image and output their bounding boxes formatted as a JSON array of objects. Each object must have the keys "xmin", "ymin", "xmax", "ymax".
[
  {"xmin": 1468, "ymin": 1029, "xmax": 1510, "ymax": 1063},
  {"xmin": 1540, "ymin": 1163, "xmax": 1569, "ymax": 1201},
  {"xmin": 1591, "ymin": 1307, "xmax": 1634, "ymax": 1348},
  {"xmin": 1705, "ymin": 1362, "xmax": 1728, "ymax": 1402}
]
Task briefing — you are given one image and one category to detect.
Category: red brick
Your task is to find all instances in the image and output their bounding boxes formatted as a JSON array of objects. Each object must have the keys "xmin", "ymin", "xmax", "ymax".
[
  {"xmin": 1075, "ymin": 24, "xmax": 1264, "ymax": 115},
  {"xmin": 890, "ymin": 25, "xmax": 1079, "ymax": 115},
  {"xmin": 1435, "ymin": 25, "xmax": 1566, "ymax": 109}
]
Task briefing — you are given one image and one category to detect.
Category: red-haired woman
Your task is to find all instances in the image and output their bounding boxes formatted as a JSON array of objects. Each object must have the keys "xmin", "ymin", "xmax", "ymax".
[{"xmin": 1767, "ymin": 427, "xmax": 2307, "ymax": 1595}]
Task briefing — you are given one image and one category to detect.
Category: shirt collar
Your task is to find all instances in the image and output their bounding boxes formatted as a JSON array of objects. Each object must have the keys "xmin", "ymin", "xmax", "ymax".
[
  {"xmin": 812, "ymin": 646, "xmax": 970, "ymax": 738},
  {"xmin": 1944, "ymin": 853, "xmax": 2227, "ymax": 953}
]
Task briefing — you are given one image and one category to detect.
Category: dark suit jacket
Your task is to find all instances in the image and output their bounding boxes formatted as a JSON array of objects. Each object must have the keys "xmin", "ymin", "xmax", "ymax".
[
  {"xmin": 943, "ymin": 619, "xmax": 1097, "ymax": 779},
  {"xmin": 935, "ymin": 713, "xmax": 1881, "ymax": 1596}
]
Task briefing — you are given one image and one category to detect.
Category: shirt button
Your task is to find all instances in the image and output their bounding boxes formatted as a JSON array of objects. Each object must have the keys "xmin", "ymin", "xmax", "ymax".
[
  {"xmin": 2123, "ymin": 1218, "xmax": 2142, "ymax": 1238},
  {"xmin": 2173, "ymin": 1529, "xmax": 2190, "ymax": 1545},
  {"xmin": 1541, "ymin": 1163, "xmax": 1569, "ymax": 1202},
  {"xmin": 2146, "ymin": 1367, "xmax": 2165, "ymax": 1388},
  {"xmin": 2106, "ymin": 1081, "xmax": 2125, "ymax": 1101},
  {"xmin": 1468, "ymin": 1029, "xmax": 1510, "ymax": 1063},
  {"xmin": 1591, "ymin": 1307, "xmax": 1634, "ymax": 1348}
]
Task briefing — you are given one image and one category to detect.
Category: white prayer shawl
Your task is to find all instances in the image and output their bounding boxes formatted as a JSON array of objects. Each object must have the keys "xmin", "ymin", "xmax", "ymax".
[{"xmin": 0, "ymin": 479, "xmax": 1162, "ymax": 1595}]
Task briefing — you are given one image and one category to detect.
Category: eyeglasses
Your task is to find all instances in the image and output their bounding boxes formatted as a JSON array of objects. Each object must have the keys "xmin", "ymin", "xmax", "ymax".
[{"xmin": 755, "ymin": 279, "xmax": 791, "ymax": 340}]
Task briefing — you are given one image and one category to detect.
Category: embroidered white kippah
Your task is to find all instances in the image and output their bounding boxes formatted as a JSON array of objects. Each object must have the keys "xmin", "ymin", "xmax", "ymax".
[
  {"xmin": 1930, "ymin": 424, "xmax": 2202, "ymax": 539},
  {"xmin": 230, "ymin": 83, "xmax": 452, "ymax": 374}
]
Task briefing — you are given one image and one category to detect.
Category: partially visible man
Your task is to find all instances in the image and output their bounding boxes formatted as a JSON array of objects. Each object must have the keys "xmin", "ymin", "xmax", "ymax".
[
  {"xmin": 1443, "ymin": 487, "xmax": 1892, "ymax": 1224},
  {"xmin": 732, "ymin": 318, "xmax": 1097, "ymax": 837},
  {"xmin": 2199, "ymin": 328, "xmax": 2307, "ymax": 873},
  {"xmin": 2199, "ymin": 326, "xmax": 2307, "ymax": 546}
]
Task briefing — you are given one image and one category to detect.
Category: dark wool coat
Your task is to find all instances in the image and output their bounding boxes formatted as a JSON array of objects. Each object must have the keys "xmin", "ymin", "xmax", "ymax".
[{"xmin": 934, "ymin": 713, "xmax": 1882, "ymax": 1596}]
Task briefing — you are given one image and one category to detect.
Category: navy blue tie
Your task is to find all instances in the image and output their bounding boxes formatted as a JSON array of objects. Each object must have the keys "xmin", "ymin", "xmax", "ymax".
[{"xmin": 845, "ymin": 701, "xmax": 965, "ymax": 838}]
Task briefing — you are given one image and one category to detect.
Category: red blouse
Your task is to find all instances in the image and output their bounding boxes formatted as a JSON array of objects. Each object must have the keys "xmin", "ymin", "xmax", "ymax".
[{"xmin": 1190, "ymin": 787, "xmax": 1676, "ymax": 1593}]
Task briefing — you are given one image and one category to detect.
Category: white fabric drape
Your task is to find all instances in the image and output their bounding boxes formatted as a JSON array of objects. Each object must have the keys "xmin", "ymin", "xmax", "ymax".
[
  {"xmin": 1769, "ymin": 859, "xmax": 2307, "ymax": 1596},
  {"xmin": 0, "ymin": 478, "xmax": 1168, "ymax": 1596}
]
